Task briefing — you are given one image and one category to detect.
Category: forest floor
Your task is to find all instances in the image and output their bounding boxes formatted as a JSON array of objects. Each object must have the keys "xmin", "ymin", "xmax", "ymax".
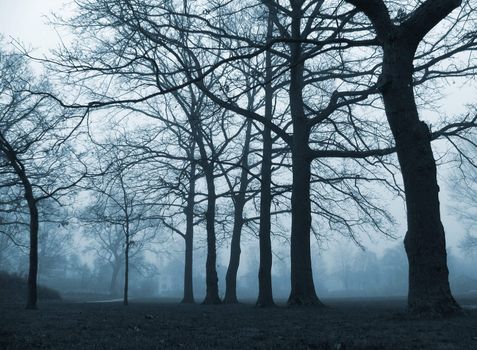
[{"xmin": 2, "ymin": 295, "xmax": 477, "ymax": 349}]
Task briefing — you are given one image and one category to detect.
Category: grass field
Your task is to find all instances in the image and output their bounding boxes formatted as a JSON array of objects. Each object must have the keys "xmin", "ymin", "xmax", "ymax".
[{"xmin": 2, "ymin": 296, "xmax": 477, "ymax": 349}]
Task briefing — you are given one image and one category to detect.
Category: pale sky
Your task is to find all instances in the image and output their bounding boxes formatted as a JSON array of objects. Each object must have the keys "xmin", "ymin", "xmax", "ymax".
[{"xmin": 0, "ymin": 0, "xmax": 68, "ymax": 52}]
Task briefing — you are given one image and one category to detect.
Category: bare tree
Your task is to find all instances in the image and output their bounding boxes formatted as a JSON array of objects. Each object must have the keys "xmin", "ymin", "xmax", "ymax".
[
  {"xmin": 0, "ymin": 46, "xmax": 84, "ymax": 309},
  {"xmin": 80, "ymin": 143, "xmax": 158, "ymax": 305},
  {"xmin": 344, "ymin": 0, "xmax": 477, "ymax": 315},
  {"xmin": 35, "ymin": 0, "xmax": 477, "ymax": 313}
]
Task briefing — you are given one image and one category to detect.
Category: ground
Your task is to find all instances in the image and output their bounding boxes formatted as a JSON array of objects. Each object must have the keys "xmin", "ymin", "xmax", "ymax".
[{"xmin": 1, "ymin": 296, "xmax": 477, "ymax": 349}]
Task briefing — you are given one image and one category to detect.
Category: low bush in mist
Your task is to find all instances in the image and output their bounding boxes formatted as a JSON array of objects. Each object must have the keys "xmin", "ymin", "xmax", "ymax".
[{"xmin": 0, "ymin": 271, "xmax": 62, "ymax": 302}]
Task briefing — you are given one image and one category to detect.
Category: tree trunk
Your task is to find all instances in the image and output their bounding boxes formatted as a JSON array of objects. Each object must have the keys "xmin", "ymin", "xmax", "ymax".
[
  {"xmin": 381, "ymin": 41, "xmax": 459, "ymax": 315},
  {"xmin": 182, "ymin": 233, "xmax": 194, "ymax": 303},
  {"xmin": 191, "ymin": 121, "xmax": 221, "ymax": 305},
  {"xmin": 257, "ymin": 15, "xmax": 275, "ymax": 307},
  {"xmin": 182, "ymin": 159, "xmax": 196, "ymax": 304},
  {"xmin": 202, "ymin": 166, "xmax": 221, "ymax": 304},
  {"xmin": 257, "ymin": 123, "xmax": 274, "ymax": 307},
  {"xmin": 288, "ymin": 143, "xmax": 322, "ymax": 306},
  {"xmin": 224, "ymin": 120, "xmax": 252, "ymax": 304},
  {"xmin": 223, "ymin": 207, "xmax": 244, "ymax": 304},
  {"xmin": 287, "ymin": 6, "xmax": 322, "ymax": 306},
  {"xmin": 3, "ymin": 147, "xmax": 39, "ymax": 310},
  {"xmin": 26, "ymin": 193, "xmax": 39, "ymax": 310},
  {"xmin": 123, "ymin": 236, "xmax": 129, "ymax": 306}
]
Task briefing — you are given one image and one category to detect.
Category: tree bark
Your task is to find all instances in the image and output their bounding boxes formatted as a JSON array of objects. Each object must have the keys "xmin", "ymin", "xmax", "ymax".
[
  {"xmin": 123, "ymin": 235, "xmax": 129, "ymax": 306},
  {"xmin": 2, "ymin": 146, "xmax": 39, "ymax": 310},
  {"xmin": 224, "ymin": 120, "xmax": 252, "ymax": 304},
  {"xmin": 118, "ymin": 173, "xmax": 130, "ymax": 306},
  {"xmin": 223, "ymin": 199, "xmax": 244, "ymax": 304},
  {"xmin": 257, "ymin": 14, "xmax": 275, "ymax": 307},
  {"xmin": 25, "ymin": 186, "xmax": 39, "ymax": 310},
  {"xmin": 202, "ymin": 165, "xmax": 221, "ymax": 304},
  {"xmin": 381, "ymin": 38, "xmax": 459, "ymax": 315},
  {"xmin": 288, "ymin": 142, "xmax": 322, "ymax": 306},
  {"xmin": 191, "ymin": 116, "xmax": 221, "ymax": 305},
  {"xmin": 182, "ymin": 158, "xmax": 196, "ymax": 304},
  {"xmin": 345, "ymin": 0, "xmax": 462, "ymax": 317},
  {"xmin": 257, "ymin": 128, "xmax": 274, "ymax": 307},
  {"xmin": 287, "ymin": 4, "xmax": 323, "ymax": 306}
]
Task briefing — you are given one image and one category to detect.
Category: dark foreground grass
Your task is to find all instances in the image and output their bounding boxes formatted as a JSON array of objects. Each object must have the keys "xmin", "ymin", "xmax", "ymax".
[{"xmin": 1, "ymin": 296, "xmax": 477, "ymax": 349}]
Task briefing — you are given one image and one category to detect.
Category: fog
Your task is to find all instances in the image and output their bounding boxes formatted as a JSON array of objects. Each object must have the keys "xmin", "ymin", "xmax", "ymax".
[
  {"xmin": 1, "ymin": 1, "xmax": 477, "ymax": 349},
  {"xmin": 2, "ymin": 219, "xmax": 476, "ymax": 302},
  {"xmin": 0, "ymin": 0, "xmax": 476, "ymax": 304}
]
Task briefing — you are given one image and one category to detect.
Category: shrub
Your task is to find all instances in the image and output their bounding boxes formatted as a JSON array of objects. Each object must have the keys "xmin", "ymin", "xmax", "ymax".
[{"xmin": 0, "ymin": 271, "xmax": 61, "ymax": 302}]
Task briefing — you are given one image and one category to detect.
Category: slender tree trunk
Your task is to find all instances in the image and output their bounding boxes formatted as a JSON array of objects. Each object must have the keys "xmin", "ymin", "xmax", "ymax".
[
  {"xmin": 183, "ymin": 232, "xmax": 194, "ymax": 303},
  {"xmin": 191, "ymin": 118, "xmax": 221, "ymax": 305},
  {"xmin": 118, "ymin": 173, "xmax": 131, "ymax": 307},
  {"xmin": 223, "ymin": 206, "xmax": 244, "ymax": 304},
  {"xmin": 224, "ymin": 120, "xmax": 252, "ymax": 304},
  {"xmin": 381, "ymin": 42, "xmax": 459, "ymax": 315},
  {"xmin": 202, "ymin": 166, "xmax": 221, "ymax": 304},
  {"xmin": 26, "ymin": 192, "xmax": 39, "ymax": 310},
  {"xmin": 123, "ymin": 236, "xmax": 129, "ymax": 306},
  {"xmin": 287, "ymin": 6, "xmax": 322, "ymax": 306},
  {"xmin": 257, "ymin": 14, "xmax": 275, "ymax": 307},
  {"xmin": 257, "ymin": 129, "xmax": 274, "ymax": 307},
  {"xmin": 182, "ymin": 159, "xmax": 196, "ymax": 304}
]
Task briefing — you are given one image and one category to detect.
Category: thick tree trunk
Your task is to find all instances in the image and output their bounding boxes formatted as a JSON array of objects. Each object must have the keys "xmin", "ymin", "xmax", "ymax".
[
  {"xmin": 3, "ymin": 147, "xmax": 39, "ymax": 310},
  {"xmin": 224, "ymin": 120, "xmax": 252, "ymax": 304},
  {"xmin": 382, "ymin": 41, "xmax": 459, "ymax": 315},
  {"xmin": 182, "ymin": 160, "xmax": 196, "ymax": 304},
  {"xmin": 286, "ymin": 6, "xmax": 322, "ymax": 306},
  {"xmin": 257, "ymin": 16, "xmax": 275, "ymax": 307},
  {"xmin": 288, "ymin": 144, "xmax": 322, "ymax": 306},
  {"xmin": 344, "ymin": 0, "xmax": 463, "ymax": 316}
]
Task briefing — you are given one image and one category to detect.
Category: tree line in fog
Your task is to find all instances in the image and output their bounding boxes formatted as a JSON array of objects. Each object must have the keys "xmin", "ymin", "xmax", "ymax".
[{"xmin": 0, "ymin": 0, "xmax": 476, "ymax": 316}]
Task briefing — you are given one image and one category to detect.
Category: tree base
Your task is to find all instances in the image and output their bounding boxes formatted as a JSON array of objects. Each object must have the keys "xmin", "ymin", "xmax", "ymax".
[
  {"xmin": 408, "ymin": 297, "xmax": 462, "ymax": 318},
  {"xmin": 222, "ymin": 296, "xmax": 239, "ymax": 304},
  {"xmin": 287, "ymin": 294, "xmax": 324, "ymax": 307},
  {"xmin": 255, "ymin": 299, "xmax": 275, "ymax": 308},
  {"xmin": 25, "ymin": 303, "xmax": 38, "ymax": 310},
  {"xmin": 202, "ymin": 295, "xmax": 222, "ymax": 305},
  {"xmin": 180, "ymin": 298, "xmax": 195, "ymax": 304}
]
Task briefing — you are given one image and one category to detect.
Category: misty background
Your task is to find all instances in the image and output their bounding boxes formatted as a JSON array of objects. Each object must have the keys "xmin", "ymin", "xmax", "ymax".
[{"xmin": 0, "ymin": 0, "xmax": 476, "ymax": 302}]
